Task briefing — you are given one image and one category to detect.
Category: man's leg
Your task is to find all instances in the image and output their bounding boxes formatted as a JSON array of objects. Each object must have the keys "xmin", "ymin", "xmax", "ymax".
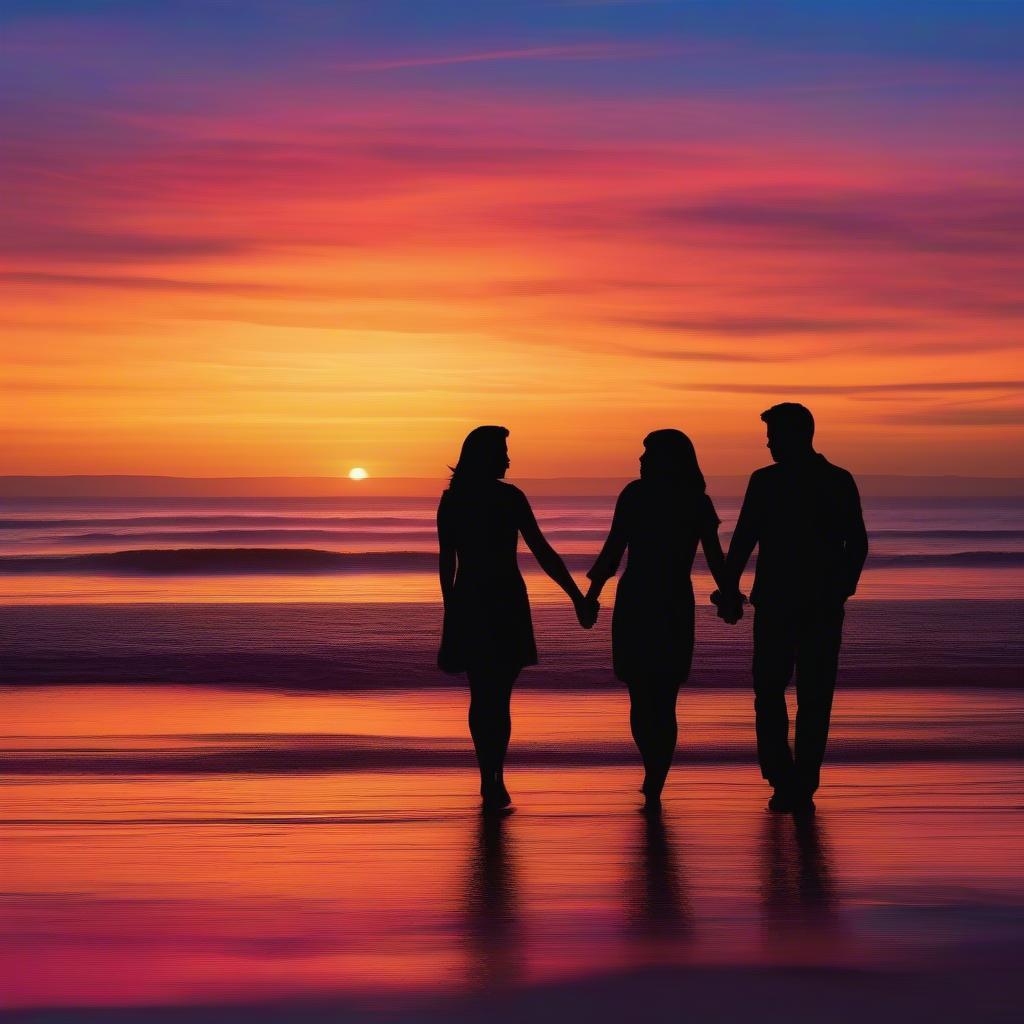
[
  {"xmin": 752, "ymin": 608, "xmax": 797, "ymax": 795},
  {"xmin": 793, "ymin": 605, "xmax": 845, "ymax": 798}
]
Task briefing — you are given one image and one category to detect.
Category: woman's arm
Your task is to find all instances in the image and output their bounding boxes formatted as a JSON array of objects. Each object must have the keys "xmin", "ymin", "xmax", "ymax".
[
  {"xmin": 517, "ymin": 492, "xmax": 594, "ymax": 625},
  {"xmin": 439, "ymin": 545, "xmax": 456, "ymax": 607},
  {"xmin": 701, "ymin": 500, "xmax": 744, "ymax": 623},
  {"xmin": 585, "ymin": 488, "xmax": 629, "ymax": 604},
  {"xmin": 700, "ymin": 523, "xmax": 734, "ymax": 596},
  {"xmin": 437, "ymin": 497, "xmax": 456, "ymax": 607}
]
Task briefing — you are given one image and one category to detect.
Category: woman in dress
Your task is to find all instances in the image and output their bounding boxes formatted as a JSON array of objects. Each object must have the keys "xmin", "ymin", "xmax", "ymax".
[
  {"xmin": 438, "ymin": 426, "xmax": 595, "ymax": 810},
  {"xmin": 584, "ymin": 429, "xmax": 740, "ymax": 809}
]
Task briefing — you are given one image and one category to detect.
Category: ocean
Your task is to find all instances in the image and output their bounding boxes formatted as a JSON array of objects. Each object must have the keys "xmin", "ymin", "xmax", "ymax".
[{"xmin": 1, "ymin": 491, "xmax": 1022, "ymax": 1019}]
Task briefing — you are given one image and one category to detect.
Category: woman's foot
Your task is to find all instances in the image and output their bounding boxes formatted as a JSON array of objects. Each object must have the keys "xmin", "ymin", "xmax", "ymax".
[
  {"xmin": 481, "ymin": 793, "xmax": 512, "ymax": 813},
  {"xmin": 641, "ymin": 775, "xmax": 664, "ymax": 810},
  {"xmin": 481, "ymin": 778, "xmax": 512, "ymax": 811},
  {"xmin": 641, "ymin": 791, "xmax": 662, "ymax": 813},
  {"xmin": 641, "ymin": 773, "xmax": 666, "ymax": 797}
]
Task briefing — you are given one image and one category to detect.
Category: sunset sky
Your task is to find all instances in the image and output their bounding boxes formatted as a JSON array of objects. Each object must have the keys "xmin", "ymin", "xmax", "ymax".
[{"xmin": 3, "ymin": 0, "xmax": 1023, "ymax": 480}]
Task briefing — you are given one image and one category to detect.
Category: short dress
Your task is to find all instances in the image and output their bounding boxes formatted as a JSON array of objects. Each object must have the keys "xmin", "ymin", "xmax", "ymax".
[
  {"xmin": 588, "ymin": 480, "xmax": 720, "ymax": 683},
  {"xmin": 436, "ymin": 481, "xmax": 538, "ymax": 674}
]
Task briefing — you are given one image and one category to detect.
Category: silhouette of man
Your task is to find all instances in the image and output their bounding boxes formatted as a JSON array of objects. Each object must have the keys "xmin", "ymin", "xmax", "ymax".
[{"xmin": 724, "ymin": 403, "xmax": 868, "ymax": 813}]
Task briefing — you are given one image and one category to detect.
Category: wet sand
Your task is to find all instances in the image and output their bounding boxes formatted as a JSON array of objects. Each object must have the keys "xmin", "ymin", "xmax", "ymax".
[{"xmin": 3, "ymin": 687, "xmax": 1023, "ymax": 1020}]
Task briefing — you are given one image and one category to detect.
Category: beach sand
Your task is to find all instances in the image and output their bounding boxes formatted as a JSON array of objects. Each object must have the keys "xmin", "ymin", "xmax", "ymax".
[{"xmin": 3, "ymin": 687, "xmax": 1023, "ymax": 1022}]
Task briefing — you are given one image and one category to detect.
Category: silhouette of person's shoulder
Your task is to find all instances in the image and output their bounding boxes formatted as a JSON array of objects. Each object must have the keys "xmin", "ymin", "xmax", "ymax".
[
  {"xmin": 443, "ymin": 480, "xmax": 518, "ymax": 497},
  {"xmin": 495, "ymin": 481, "xmax": 529, "ymax": 511},
  {"xmin": 802, "ymin": 456, "xmax": 859, "ymax": 501},
  {"xmin": 746, "ymin": 464, "xmax": 778, "ymax": 493},
  {"xmin": 613, "ymin": 479, "xmax": 644, "ymax": 513},
  {"xmin": 817, "ymin": 460, "xmax": 862, "ymax": 517},
  {"xmin": 817, "ymin": 456, "xmax": 857, "ymax": 483},
  {"xmin": 439, "ymin": 480, "xmax": 518, "ymax": 515},
  {"xmin": 497, "ymin": 481, "xmax": 534, "ymax": 520},
  {"xmin": 750, "ymin": 457, "xmax": 856, "ymax": 487}
]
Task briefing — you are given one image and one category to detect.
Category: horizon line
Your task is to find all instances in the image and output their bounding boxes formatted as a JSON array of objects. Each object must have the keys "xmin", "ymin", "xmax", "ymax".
[
  {"xmin": 2, "ymin": 472, "xmax": 1022, "ymax": 499},
  {"xmin": 4, "ymin": 473, "xmax": 1023, "ymax": 482}
]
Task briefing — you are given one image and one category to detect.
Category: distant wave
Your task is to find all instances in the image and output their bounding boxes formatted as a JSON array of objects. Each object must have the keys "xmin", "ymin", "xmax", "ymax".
[
  {"xmin": 50, "ymin": 528, "xmax": 438, "ymax": 545},
  {"xmin": 8, "ymin": 516, "xmax": 1024, "ymax": 542},
  {"xmin": 871, "ymin": 529, "xmax": 1024, "ymax": 540},
  {"xmin": 44, "ymin": 527, "xmax": 608, "ymax": 545},
  {"xmin": 1, "ymin": 547, "xmax": 1023, "ymax": 575},
  {"xmin": 0, "ymin": 548, "xmax": 438, "ymax": 574},
  {"xmin": 0, "ymin": 514, "xmax": 603, "ymax": 532},
  {"xmin": 0, "ymin": 515, "xmax": 431, "ymax": 530},
  {"xmin": 869, "ymin": 551, "xmax": 1024, "ymax": 568},
  {"xmin": 4, "ymin": 737, "xmax": 1022, "ymax": 774},
  {"xmin": 3, "ymin": 600, "xmax": 1021, "ymax": 689}
]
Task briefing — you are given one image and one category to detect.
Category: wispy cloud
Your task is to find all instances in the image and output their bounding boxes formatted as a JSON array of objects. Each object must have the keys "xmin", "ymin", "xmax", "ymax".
[
  {"xmin": 0, "ymin": 225, "xmax": 245, "ymax": 262},
  {"xmin": 3, "ymin": 3, "xmax": 1023, "ymax": 475},
  {"xmin": 620, "ymin": 315, "xmax": 907, "ymax": 336},
  {"xmin": 0, "ymin": 272, "xmax": 288, "ymax": 296},
  {"xmin": 652, "ymin": 188, "xmax": 1024, "ymax": 254},
  {"xmin": 623, "ymin": 346, "xmax": 782, "ymax": 363},
  {"xmin": 668, "ymin": 380, "xmax": 1024, "ymax": 397},
  {"xmin": 882, "ymin": 407, "xmax": 1024, "ymax": 426},
  {"xmin": 346, "ymin": 42, "xmax": 681, "ymax": 71}
]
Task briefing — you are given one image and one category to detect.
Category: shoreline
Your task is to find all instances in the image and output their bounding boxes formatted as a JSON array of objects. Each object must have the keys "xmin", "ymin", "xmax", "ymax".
[{"xmin": 8, "ymin": 956, "xmax": 1024, "ymax": 1023}]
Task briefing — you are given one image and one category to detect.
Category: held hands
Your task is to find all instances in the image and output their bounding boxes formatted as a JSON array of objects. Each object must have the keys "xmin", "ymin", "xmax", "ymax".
[
  {"xmin": 710, "ymin": 588, "xmax": 746, "ymax": 625},
  {"xmin": 574, "ymin": 592, "xmax": 600, "ymax": 629},
  {"xmin": 571, "ymin": 583, "xmax": 601, "ymax": 629}
]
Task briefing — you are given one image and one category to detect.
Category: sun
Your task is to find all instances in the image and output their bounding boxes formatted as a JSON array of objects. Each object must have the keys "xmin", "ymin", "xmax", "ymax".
[{"xmin": 348, "ymin": 467, "xmax": 369, "ymax": 481}]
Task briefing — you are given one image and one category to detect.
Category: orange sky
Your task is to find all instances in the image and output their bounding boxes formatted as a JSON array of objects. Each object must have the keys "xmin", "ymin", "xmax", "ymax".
[{"xmin": 3, "ymin": 5, "xmax": 1023, "ymax": 480}]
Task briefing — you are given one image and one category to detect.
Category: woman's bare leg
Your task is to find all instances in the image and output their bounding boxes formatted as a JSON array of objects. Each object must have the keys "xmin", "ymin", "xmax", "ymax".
[
  {"xmin": 647, "ymin": 681, "xmax": 681, "ymax": 799},
  {"xmin": 628, "ymin": 676, "xmax": 681, "ymax": 804},
  {"xmin": 468, "ymin": 666, "xmax": 517, "ymax": 807}
]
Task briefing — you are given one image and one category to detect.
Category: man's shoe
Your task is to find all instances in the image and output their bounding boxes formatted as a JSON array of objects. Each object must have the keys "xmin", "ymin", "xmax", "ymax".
[
  {"xmin": 791, "ymin": 790, "xmax": 816, "ymax": 816},
  {"xmin": 766, "ymin": 788, "xmax": 794, "ymax": 812}
]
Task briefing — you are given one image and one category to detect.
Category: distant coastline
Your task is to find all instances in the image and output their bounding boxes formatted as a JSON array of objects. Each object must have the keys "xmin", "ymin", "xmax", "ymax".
[{"xmin": 3, "ymin": 474, "xmax": 1023, "ymax": 498}]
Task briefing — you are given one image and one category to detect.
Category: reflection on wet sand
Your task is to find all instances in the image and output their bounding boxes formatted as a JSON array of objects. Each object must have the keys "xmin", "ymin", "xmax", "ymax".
[
  {"xmin": 462, "ymin": 810, "xmax": 522, "ymax": 988},
  {"xmin": 3, "ymin": 763, "xmax": 1024, "ymax": 1011},
  {"xmin": 760, "ymin": 812, "xmax": 841, "ymax": 955},
  {"xmin": 625, "ymin": 808, "xmax": 691, "ymax": 941}
]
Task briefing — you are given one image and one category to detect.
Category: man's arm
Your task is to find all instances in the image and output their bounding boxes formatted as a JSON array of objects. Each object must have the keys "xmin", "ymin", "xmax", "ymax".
[
  {"xmin": 724, "ymin": 474, "xmax": 760, "ymax": 592},
  {"xmin": 841, "ymin": 474, "xmax": 868, "ymax": 600}
]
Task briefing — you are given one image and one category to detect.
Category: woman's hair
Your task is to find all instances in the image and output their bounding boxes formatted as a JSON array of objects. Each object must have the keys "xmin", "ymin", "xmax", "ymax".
[
  {"xmin": 642, "ymin": 428, "xmax": 707, "ymax": 494},
  {"xmin": 448, "ymin": 425, "xmax": 509, "ymax": 490}
]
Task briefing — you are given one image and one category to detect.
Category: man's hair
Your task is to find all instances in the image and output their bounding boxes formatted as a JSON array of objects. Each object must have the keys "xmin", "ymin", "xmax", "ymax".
[{"xmin": 760, "ymin": 402, "xmax": 814, "ymax": 442}]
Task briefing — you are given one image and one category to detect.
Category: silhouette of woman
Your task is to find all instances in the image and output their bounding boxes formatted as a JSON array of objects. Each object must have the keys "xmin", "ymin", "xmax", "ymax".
[
  {"xmin": 585, "ymin": 430, "xmax": 736, "ymax": 808},
  {"xmin": 438, "ymin": 426, "xmax": 595, "ymax": 810}
]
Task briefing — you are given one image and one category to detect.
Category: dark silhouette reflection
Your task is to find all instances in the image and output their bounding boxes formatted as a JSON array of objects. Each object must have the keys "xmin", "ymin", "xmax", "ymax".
[
  {"xmin": 461, "ymin": 809, "xmax": 522, "ymax": 987},
  {"xmin": 586, "ymin": 430, "xmax": 737, "ymax": 806},
  {"xmin": 725, "ymin": 403, "xmax": 868, "ymax": 811},
  {"xmin": 438, "ymin": 426, "xmax": 595, "ymax": 810},
  {"xmin": 625, "ymin": 808, "xmax": 691, "ymax": 940},
  {"xmin": 760, "ymin": 811, "xmax": 840, "ymax": 939}
]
